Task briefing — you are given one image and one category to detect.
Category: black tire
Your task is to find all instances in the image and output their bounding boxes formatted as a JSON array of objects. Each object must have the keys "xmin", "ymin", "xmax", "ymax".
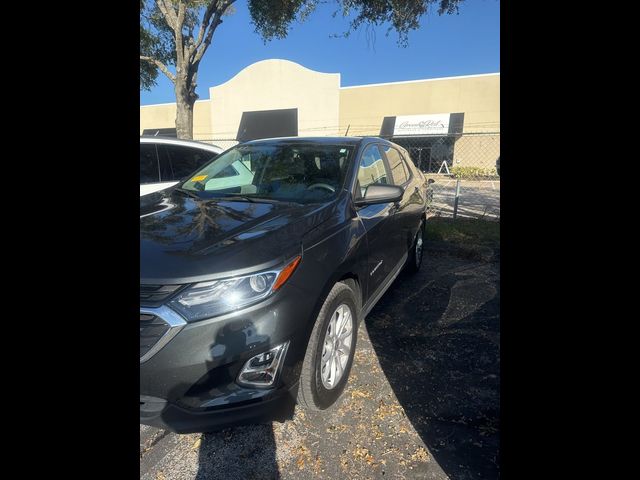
[
  {"xmin": 297, "ymin": 281, "xmax": 358, "ymax": 411},
  {"xmin": 405, "ymin": 221, "xmax": 425, "ymax": 274}
]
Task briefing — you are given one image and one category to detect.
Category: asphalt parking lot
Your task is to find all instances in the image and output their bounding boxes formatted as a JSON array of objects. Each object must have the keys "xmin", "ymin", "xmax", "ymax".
[{"xmin": 141, "ymin": 231, "xmax": 500, "ymax": 480}]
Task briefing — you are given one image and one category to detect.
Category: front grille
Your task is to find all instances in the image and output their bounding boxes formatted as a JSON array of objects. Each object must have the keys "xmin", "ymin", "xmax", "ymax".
[
  {"xmin": 140, "ymin": 284, "xmax": 182, "ymax": 305},
  {"xmin": 140, "ymin": 314, "xmax": 170, "ymax": 359}
]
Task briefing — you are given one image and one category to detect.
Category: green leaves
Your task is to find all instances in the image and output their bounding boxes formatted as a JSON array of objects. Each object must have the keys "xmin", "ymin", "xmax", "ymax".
[
  {"xmin": 247, "ymin": 1, "xmax": 465, "ymax": 46},
  {"xmin": 336, "ymin": 1, "xmax": 464, "ymax": 47},
  {"xmin": 248, "ymin": 0, "xmax": 310, "ymax": 41},
  {"xmin": 141, "ymin": 0, "xmax": 466, "ymax": 90},
  {"xmin": 140, "ymin": 1, "xmax": 176, "ymax": 90},
  {"xmin": 140, "ymin": 0, "xmax": 467, "ymax": 136}
]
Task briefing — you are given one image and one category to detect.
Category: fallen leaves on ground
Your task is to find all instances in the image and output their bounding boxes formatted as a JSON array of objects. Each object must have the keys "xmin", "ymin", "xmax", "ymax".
[
  {"xmin": 353, "ymin": 445, "xmax": 375, "ymax": 465},
  {"xmin": 411, "ymin": 447, "xmax": 430, "ymax": 463}
]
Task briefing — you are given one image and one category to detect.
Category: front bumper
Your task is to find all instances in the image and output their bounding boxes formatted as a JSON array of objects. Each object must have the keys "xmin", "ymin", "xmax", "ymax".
[
  {"xmin": 140, "ymin": 281, "xmax": 316, "ymax": 432},
  {"xmin": 140, "ymin": 383, "xmax": 298, "ymax": 433}
]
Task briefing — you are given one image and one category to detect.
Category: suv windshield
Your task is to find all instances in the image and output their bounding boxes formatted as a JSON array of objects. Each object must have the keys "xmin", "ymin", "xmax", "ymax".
[{"xmin": 179, "ymin": 143, "xmax": 354, "ymax": 204}]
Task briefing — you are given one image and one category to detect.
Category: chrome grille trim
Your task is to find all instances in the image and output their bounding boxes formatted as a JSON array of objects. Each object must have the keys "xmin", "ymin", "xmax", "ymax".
[{"xmin": 139, "ymin": 305, "xmax": 187, "ymax": 364}]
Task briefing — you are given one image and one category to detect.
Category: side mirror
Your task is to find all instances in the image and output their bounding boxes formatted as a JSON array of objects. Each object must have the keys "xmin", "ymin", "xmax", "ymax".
[{"xmin": 354, "ymin": 184, "xmax": 404, "ymax": 207}]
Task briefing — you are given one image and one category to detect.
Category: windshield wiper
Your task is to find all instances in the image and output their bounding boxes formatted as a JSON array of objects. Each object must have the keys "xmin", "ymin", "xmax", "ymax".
[
  {"xmin": 175, "ymin": 189, "xmax": 300, "ymax": 205},
  {"xmin": 173, "ymin": 187, "xmax": 200, "ymax": 199},
  {"xmin": 216, "ymin": 194, "xmax": 303, "ymax": 206},
  {"xmin": 216, "ymin": 194, "xmax": 258, "ymax": 203},
  {"xmin": 174, "ymin": 188, "xmax": 259, "ymax": 203}
]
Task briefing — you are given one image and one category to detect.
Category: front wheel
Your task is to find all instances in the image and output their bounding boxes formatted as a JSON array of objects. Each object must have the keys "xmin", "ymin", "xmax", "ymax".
[
  {"xmin": 297, "ymin": 282, "xmax": 358, "ymax": 411},
  {"xmin": 405, "ymin": 222, "xmax": 425, "ymax": 274}
]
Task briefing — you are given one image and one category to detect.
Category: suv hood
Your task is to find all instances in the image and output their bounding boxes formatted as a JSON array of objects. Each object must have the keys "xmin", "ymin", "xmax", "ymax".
[{"xmin": 140, "ymin": 191, "xmax": 336, "ymax": 284}]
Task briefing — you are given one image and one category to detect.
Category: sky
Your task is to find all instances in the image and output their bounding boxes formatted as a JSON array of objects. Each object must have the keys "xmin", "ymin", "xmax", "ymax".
[{"xmin": 140, "ymin": 0, "xmax": 499, "ymax": 105}]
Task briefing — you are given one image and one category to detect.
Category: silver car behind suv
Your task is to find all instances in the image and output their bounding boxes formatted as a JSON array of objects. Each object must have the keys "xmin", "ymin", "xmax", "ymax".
[{"xmin": 140, "ymin": 136, "xmax": 224, "ymax": 196}]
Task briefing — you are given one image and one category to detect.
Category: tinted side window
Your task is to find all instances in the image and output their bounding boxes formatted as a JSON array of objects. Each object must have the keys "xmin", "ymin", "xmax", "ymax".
[
  {"xmin": 140, "ymin": 144, "xmax": 160, "ymax": 184},
  {"xmin": 399, "ymin": 150, "xmax": 415, "ymax": 173},
  {"xmin": 401, "ymin": 150, "xmax": 420, "ymax": 181},
  {"xmin": 357, "ymin": 145, "xmax": 389, "ymax": 196},
  {"xmin": 383, "ymin": 146, "xmax": 409, "ymax": 185},
  {"xmin": 162, "ymin": 145, "xmax": 217, "ymax": 180}
]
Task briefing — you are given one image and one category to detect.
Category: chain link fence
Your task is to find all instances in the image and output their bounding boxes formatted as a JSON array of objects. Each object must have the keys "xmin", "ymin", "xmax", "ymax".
[
  {"xmin": 193, "ymin": 137, "xmax": 240, "ymax": 152},
  {"xmin": 391, "ymin": 132, "xmax": 500, "ymax": 221},
  {"xmin": 193, "ymin": 131, "xmax": 500, "ymax": 221}
]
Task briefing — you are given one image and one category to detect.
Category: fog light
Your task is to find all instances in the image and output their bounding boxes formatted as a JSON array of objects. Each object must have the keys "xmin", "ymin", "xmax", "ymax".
[{"xmin": 237, "ymin": 342, "xmax": 289, "ymax": 388}]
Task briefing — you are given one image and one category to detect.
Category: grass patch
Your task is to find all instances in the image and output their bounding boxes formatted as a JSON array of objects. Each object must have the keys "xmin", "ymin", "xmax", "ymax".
[
  {"xmin": 450, "ymin": 166, "xmax": 499, "ymax": 179},
  {"xmin": 426, "ymin": 217, "xmax": 500, "ymax": 247}
]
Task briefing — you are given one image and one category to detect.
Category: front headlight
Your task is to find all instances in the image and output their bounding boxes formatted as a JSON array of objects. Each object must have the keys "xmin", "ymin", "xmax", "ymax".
[{"xmin": 168, "ymin": 256, "xmax": 301, "ymax": 322}]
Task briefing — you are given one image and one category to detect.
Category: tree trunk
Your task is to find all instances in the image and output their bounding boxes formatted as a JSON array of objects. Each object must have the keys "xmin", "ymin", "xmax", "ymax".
[
  {"xmin": 175, "ymin": 99, "xmax": 194, "ymax": 139},
  {"xmin": 175, "ymin": 77, "xmax": 197, "ymax": 140}
]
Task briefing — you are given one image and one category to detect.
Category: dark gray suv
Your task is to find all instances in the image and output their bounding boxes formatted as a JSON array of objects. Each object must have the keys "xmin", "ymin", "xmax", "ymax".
[{"xmin": 140, "ymin": 137, "xmax": 429, "ymax": 433}]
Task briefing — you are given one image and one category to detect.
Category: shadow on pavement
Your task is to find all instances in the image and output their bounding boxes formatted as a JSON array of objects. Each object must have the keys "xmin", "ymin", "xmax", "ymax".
[
  {"xmin": 142, "ymin": 243, "xmax": 499, "ymax": 479},
  {"xmin": 153, "ymin": 322, "xmax": 299, "ymax": 480},
  {"xmin": 195, "ymin": 425, "xmax": 280, "ymax": 480},
  {"xmin": 364, "ymin": 245, "xmax": 500, "ymax": 479}
]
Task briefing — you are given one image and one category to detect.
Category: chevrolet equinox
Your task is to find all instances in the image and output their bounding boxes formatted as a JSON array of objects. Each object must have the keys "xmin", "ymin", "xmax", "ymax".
[{"xmin": 140, "ymin": 137, "xmax": 428, "ymax": 433}]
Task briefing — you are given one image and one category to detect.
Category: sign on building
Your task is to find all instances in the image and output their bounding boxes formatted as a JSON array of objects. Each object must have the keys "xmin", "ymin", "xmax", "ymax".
[{"xmin": 380, "ymin": 113, "xmax": 465, "ymax": 137}]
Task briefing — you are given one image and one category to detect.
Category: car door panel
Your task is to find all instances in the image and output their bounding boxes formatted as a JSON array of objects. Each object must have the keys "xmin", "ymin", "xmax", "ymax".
[
  {"xmin": 140, "ymin": 143, "xmax": 160, "ymax": 184},
  {"xmin": 402, "ymin": 151, "xmax": 428, "ymax": 245},
  {"xmin": 383, "ymin": 145, "xmax": 425, "ymax": 252},
  {"xmin": 357, "ymin": 202, "xmax": 397, "ymax": 294},
  {"xmin": 354, "ymin": 144, "xmax": 403, "ymax": 300}
]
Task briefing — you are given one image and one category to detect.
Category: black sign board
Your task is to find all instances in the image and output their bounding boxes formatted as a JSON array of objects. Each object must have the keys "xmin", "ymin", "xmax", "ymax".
[
  {"xmin": 379, "ymin": 112, "xmax": 465, "ymax": 137},
  {"xmin": 237, "ymin": 108, "xmax": 298, "ymax": 142},
  {"xmin": 141, "ymin": 127, "xmax": 177, "ymax": 137}
]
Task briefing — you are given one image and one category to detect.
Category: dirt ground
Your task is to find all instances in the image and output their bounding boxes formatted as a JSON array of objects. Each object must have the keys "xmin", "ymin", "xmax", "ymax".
[{"xmin": 140, "ymin": 238, "xmax": 500, "ymax": 480}]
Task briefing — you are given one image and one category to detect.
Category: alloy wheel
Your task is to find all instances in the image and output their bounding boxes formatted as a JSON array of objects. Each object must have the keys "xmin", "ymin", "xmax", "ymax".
[{"xmin": 320, "ymin": 304, "xmax": 353, "ymax": 389}]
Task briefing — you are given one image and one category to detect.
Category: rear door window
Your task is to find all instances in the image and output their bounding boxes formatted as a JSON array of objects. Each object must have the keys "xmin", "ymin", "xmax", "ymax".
[
  {"xmin": 400, "ymin": 149, "xmax": 417, "ymax": 173},
  {"xmin": 140, "ymin": 143, "xmax": 160, "ymax": 184},
  {"xmin": 160, "ymin": 145, "xmax": 218, "ymax": 181},
  {"xmin": 382, "ymin": 145, "xmax": 410, "ymax": 185}
]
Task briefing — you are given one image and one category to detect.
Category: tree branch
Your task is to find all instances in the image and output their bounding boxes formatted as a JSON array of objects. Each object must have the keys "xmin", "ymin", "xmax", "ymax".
[
  {"xmin": 156, "ymin": 0, "xmax": 178, "ymax": 31},
  {"xmin": 193, "ymin": 0, "xmax": 220, "ymax": 52},
  {"xmin": 193, "ymin": 0, "xmax": 234, "ymax": 63},
  {"xmin": 140, "ymin": 56, "xmax": 176, "ymax": 83}
]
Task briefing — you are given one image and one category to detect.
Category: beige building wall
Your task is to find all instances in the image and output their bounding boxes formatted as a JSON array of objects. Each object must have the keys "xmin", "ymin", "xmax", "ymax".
[
  {"xmin": 139, "ymin": 62, "xmax": 499, "ymax": 145},
  {"xmin": 209, "ymin": 59, "xmax": 340, "ymax": 137},
  {"xmin": 339, "ymin": 73, "xmax": 500, "ymax": 135},
  {"xmin": 139, "ymin": 100, "xmax": 212, "ymax": 141}
]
